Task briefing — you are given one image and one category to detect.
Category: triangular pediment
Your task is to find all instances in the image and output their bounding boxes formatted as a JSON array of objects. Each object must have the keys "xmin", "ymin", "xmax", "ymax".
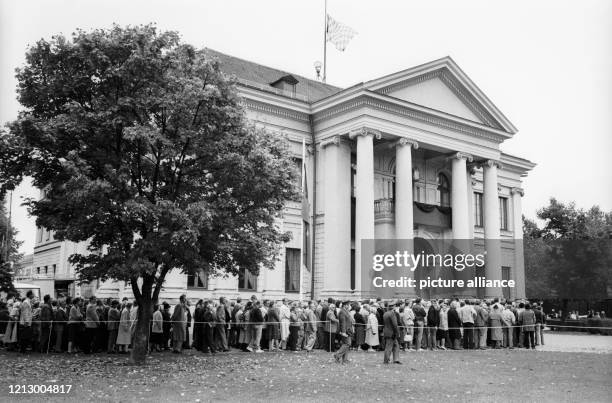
[{"xmin": 365, "ymin": 57, "xmax": 516, "ymax": 133}]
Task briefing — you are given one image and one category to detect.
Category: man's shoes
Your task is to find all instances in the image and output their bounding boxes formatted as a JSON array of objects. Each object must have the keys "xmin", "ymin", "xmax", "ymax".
[
  {"xmin": 394, "ymin": 361, "xmax": 402, "ymax": 364},
  {"xmin": 255, "ymin": 349, "xmax": 263, "ymax": 353},
  {"xmin": 246, "ymin": 346, "xmax": 253, "ymax": 352}
]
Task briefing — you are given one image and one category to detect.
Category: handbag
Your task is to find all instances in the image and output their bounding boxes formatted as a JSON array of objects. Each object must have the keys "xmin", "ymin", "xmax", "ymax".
[{"xmin": 404, "ymin": 334, "xmax": 413, "ymax": 342}]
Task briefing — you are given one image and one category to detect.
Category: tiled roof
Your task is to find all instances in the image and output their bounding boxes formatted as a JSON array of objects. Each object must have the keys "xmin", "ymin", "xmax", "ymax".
[{"xmin": 203, "ymin": 48, "xmax": 343, "ymax": 103}]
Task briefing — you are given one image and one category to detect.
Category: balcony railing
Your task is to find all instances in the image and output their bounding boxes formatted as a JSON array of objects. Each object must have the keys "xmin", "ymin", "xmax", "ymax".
[
  {"xmin": 374, "ymin": 198, "xmax": 395, "ymax": 220},
  {"xmin": 374, "ymin": 199, "xmax": 452, "ymax": 228}
]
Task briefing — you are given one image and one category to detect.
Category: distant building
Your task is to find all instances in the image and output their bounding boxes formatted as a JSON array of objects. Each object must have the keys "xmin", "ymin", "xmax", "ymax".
[
  {"xmin": 25, "ymin": 195, "xmax": 97, "ymax": 299},
  {"xmin": 33, "ymin": 49, "xmax": 535, "ymax": 303}
]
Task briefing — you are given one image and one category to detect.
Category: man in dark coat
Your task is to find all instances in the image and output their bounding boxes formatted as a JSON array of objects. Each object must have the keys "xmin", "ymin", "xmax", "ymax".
[
  {"xmin": 39, "ymin": 294, "xmax": 54, "ymax": 353},
  {"xmin": 447, "ymin": 301, "xmax": 463, "ymax": 350},
  {"xmin": 412, "ymin": 298, "xmax": 427, "ymax": 351},
  {"xmin": 215, "ymin": 297, "xmax": 229, "ymax": 352},
  {"xmin": 383, "ymin": 302, "xmax": 401, "ymax": 364},
  {"xmin": 193, "ymin": 300, "xmax": 205, "ymax": 351},
  {"xmin": 202, "ymin": 301, "xmax": 216, "ymax": 354},
  {"xmin": 334, "ymin": 301, "xmax": 352, "ymax": 364},
  {"xmin": 426, "ymin": 300, "xmax": 440, "ymax": 351},
  {"xmin": 161, "ymin": 302, "xmax": 171, "ymax": 350}
]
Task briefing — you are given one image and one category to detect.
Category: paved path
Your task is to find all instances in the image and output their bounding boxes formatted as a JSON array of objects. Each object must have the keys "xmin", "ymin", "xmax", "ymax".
[{"xmin": 540, "ymin": 331, "xmax": 612, "ymax": 354}]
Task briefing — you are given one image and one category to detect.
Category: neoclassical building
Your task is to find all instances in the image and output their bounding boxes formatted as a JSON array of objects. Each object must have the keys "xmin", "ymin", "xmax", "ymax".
[{"xmin": 30, "ymin": 49, "xmax": 535, "ymax": 302}]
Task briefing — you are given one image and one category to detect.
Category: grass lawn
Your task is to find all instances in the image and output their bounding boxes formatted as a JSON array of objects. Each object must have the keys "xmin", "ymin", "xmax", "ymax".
[{"xmin": 1, "ymin": 337, "xmax": 611, "ymax": 402}]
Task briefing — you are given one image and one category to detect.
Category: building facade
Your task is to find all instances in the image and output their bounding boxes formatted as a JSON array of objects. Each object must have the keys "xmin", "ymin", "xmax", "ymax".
[{"xmin": 31, "ymin": 50, "xmax": 535, "ymax": 302}]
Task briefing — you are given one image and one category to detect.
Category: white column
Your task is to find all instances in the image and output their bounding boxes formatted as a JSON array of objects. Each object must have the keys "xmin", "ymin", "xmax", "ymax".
[
  {"xmin": 467, "ymin": 169, "xmax": 475, "ymax": 239},
  {"xmin": 395, "ymin": 138, "xmax": 418, "ymax": 240},
  {"xmin": 450, "ymin": 152, "xmax": 473, "ymax": 239},
  {"xmin": 350, "ymin": 128, "xmax": 380, "ymax": 296},
  {"xmin": 511, "ymin": 187, "xmax": 526, "ymax": 299},
  {"xmin": 321, "ymin": 136, "xmax": 352, "ymax": 297},
  {"xmin": 483, "ymin": 160, "xmax": 502, "ymax": 298}
]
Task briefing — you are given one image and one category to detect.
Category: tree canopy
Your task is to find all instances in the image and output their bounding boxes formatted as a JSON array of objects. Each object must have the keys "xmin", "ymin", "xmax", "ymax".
[
  {"xmin": 0, "ymin": 202, "xmax": 22, "ymax": 294},
  {"xmin": 523, "ymin": 198, "xmax": 612, "ymax": 301},
  {"xmin": 0, "ymin": 24, "xmax": 297, "ymax": 363}
]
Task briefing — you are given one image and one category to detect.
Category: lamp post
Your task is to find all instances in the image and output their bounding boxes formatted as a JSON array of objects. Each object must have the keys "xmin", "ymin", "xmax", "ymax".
[{"xmin": 314, "ymin": 61, "xmax": 322, "ymax": 81}]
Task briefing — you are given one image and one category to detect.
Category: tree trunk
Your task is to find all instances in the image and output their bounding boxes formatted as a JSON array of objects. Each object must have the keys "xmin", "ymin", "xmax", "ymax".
[{"xmin": 129, "ymin": 279, "xmax": 154, "ymax": 365}]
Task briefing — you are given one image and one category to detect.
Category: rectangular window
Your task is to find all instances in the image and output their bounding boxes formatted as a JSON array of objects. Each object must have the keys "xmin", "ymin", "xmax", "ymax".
[
  {"xmin": 238, "ymin": 268, "xmax": 257, "ymax": 291},
  {"xmin": 502, "ymin": 266, "xmax": 511, "ymax": 300},
  {"xmin": 284, "ymin": 248, "xmax": 301, "ymax": 293},
  {"xmin": 293, "ymin": 158, "xmax": 302, "ymax": 194},
  {"xmin": 474, "ymin": 192, "xmax": 483, "ymax": 227},
  {"xmin": 187, "ymin": 270, "xmax": 208, "ymax": 289},
  {"xmin": 45, "ymin": 228, "xmax": 50, "ymax": 241},
  {"xmin": 499, "ymin": 197, "xmax": 508, "ymax": 230},
  {"xmin": 36, "ymin": 227, "xmax": 43, "ymax": 244},
  {"xmin": 52, "ymin": 264, "xmax": 56, "ymax": 275}
]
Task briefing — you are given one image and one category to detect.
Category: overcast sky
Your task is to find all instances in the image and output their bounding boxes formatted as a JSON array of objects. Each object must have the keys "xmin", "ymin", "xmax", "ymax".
[{"xmin": 2, "ymin": 0, "xmax": 611, "ymax": 255}]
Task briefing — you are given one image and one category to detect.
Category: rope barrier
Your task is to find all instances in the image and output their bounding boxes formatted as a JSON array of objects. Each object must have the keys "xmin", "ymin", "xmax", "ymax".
[{"xmin": 0, "ymin": 319, "xmax": 611, "ymax": 330}]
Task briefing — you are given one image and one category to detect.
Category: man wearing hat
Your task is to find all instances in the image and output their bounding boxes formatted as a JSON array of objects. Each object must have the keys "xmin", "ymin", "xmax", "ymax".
[
  {"xmin": 383, "ymin": 301, "xmax": 401, "ymax": 364},
  {"xmin": 334, "ymin": 300, "xmax": 353, "ymax": 364}
]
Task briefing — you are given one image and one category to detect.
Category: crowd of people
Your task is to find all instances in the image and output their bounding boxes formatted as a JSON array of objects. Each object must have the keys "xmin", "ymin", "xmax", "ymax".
[{"xmin": 0, "ymin": 291, "xmax": 548, "ymax": 364}]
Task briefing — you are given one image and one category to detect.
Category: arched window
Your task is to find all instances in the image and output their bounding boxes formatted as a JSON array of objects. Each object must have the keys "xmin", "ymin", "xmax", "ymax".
[{"xmin": 438, "ymin": 173, "xmax": 450, "ymax": 207}]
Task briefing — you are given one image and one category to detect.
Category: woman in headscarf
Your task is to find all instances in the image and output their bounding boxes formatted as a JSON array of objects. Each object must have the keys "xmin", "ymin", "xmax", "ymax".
[
  {"xmin": 287, "ymin": 304, "xmax": 300, "ymax": 351},
  {"xmin": 171, "ymin": 295, "xmax": 188, "ymax": 353},
  {"xmin": 242, "ymin": 301, "xmax": 253, "ymax": 351},
  {"xmin": 352, "ymin": 302, "xmax": 366, "ymax": 351},
  {"xmin": 151, "ymin": 304, "xmax": 164, "ymax": 352},
  {"xmin": 67, "ymin": 297, "xmax": 84, "ymax": 354},
  {"xmin": 266, "ymin": 301, "xmax": 281, "ymax": 351},
  {"xmin": 116, "ymin": 302, "xmax": 132, "ymax": 353},
  {"xmin": 237, "ymin": 302, "xmax": 248, "ymax": 350},
  {"xmin": 325, "ymin": 303, "xmax": 339, "ymax": 352},
  {"xmin": 402, "ymin": 302, "xmax": 415, "ymax": 351},
  {"xmin": 365, "ymin": 306, "xmax": 379, "ymax": 352}
]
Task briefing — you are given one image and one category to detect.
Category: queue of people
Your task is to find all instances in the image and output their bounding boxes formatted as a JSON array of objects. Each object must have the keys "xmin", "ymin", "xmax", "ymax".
[{"xmin": 0, "ymin": 292, "xmax": 547, "ymax": 360}]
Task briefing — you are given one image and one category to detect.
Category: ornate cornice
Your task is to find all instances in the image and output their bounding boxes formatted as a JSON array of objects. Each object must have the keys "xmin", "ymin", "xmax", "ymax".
[
  {"xmin": 349, "ymin": 127, "xmax": 382, "ymax": 140},
  {"xmin": 394, "ymin": 138, "xmax": 419, "ymax": 149},
  {"xmin": 241, "ymin": 99, "xmax": 310, "ymax": 122},
  {"xmin": 313, "ymin": 95, "xmax": 508, "ymax": 143}
]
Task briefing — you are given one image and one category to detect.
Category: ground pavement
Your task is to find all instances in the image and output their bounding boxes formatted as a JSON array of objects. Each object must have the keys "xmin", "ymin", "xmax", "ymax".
[{"xmin": 0, "ymin": 332, "xmax": 611, "ymax": 402}]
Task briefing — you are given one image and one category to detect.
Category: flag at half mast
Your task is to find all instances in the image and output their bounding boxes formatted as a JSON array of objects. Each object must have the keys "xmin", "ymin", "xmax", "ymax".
[{"xmin": 326, "ymin": 14, "xmax": 357, "ymax": 51}]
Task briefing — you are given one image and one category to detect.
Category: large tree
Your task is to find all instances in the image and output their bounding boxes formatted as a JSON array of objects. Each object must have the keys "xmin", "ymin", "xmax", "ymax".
[
  {"xmin": 0, "ymin": 25, "xmax": 297, "ymax": 364},
  {"xmin": 523, "ymin": 198, "xmax": 612, "ymax": 308}
]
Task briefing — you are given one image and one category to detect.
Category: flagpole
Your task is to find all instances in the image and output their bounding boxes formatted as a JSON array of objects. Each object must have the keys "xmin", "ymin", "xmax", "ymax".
[{"xmin": 323, "ymin": 0, "xmax": 327, "ymax": 83}]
